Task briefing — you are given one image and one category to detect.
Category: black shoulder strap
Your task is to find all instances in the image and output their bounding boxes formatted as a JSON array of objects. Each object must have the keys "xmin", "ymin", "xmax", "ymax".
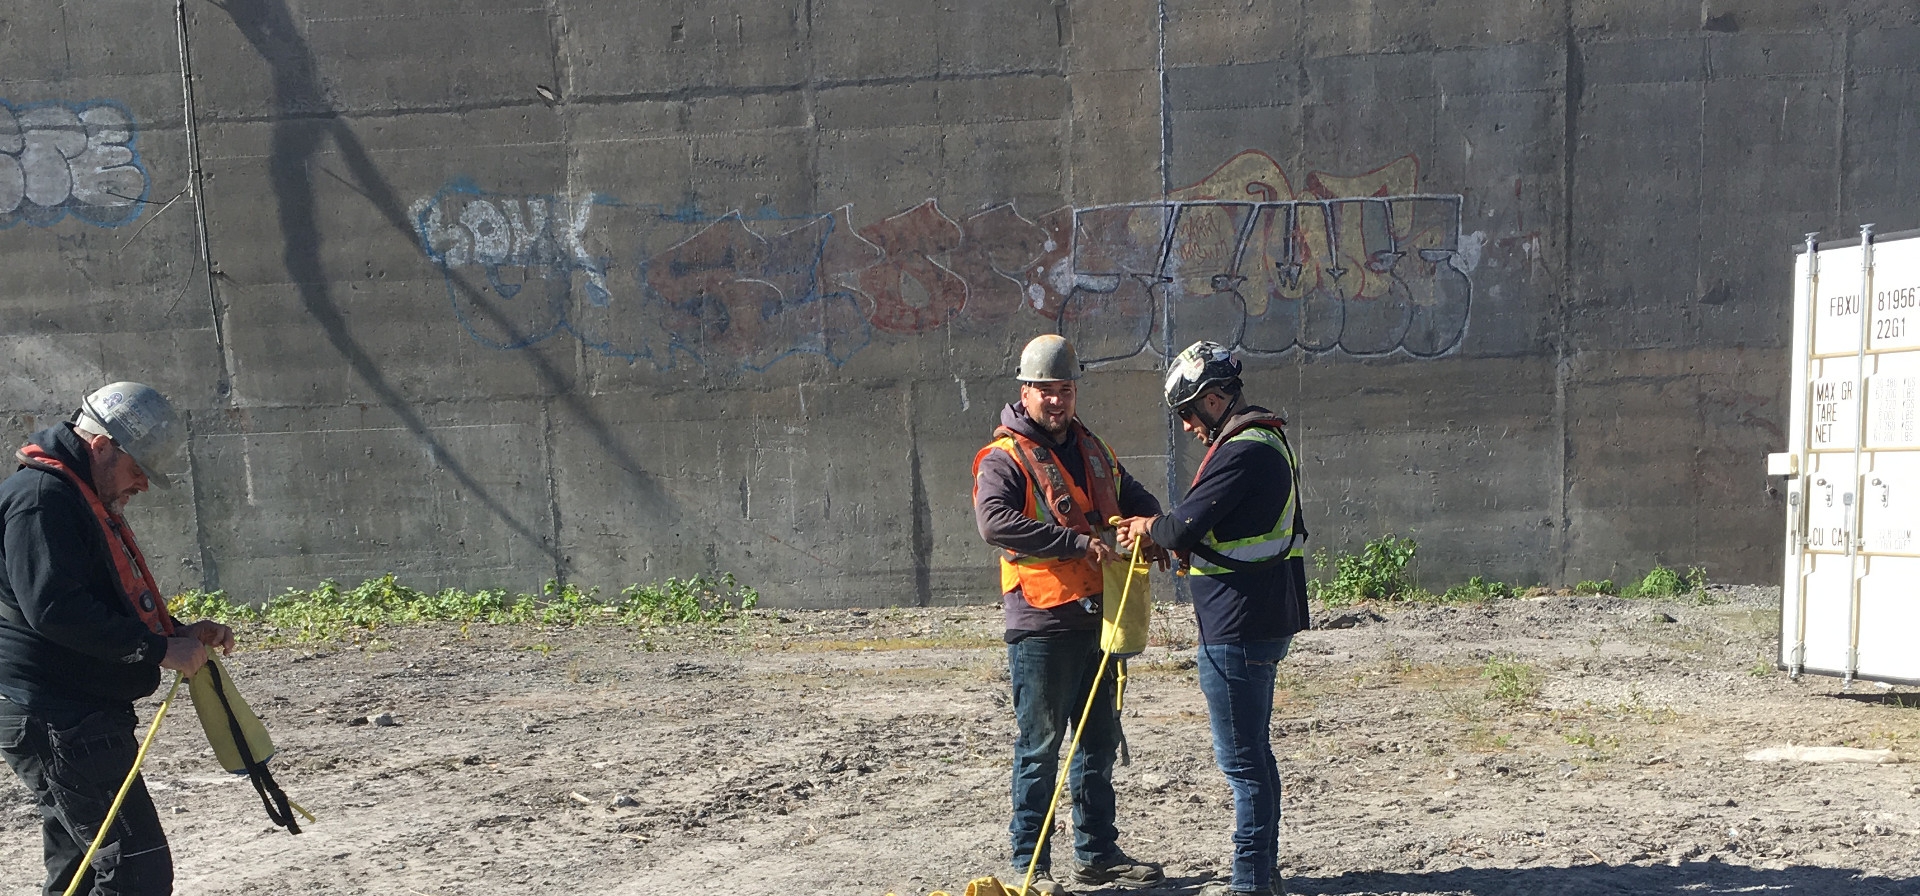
[{"xmin": 205, "ymin": 662, "xmax": 302, "ymax": 835}]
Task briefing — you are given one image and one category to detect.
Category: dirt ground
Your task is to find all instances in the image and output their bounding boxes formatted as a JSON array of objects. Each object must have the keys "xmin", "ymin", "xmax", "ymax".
[{"xmin": 3, "ymin": 585, "xmax": 1919, "ymax": 896}]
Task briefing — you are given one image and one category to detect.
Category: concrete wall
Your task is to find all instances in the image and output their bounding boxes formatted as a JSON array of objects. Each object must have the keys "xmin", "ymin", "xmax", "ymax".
[{"xmin": 3, "ymin": 1, "xmax": 1916, "ymax": 605}]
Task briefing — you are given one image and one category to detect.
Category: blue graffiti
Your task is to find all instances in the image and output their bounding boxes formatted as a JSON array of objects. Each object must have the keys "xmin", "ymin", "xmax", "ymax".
[
  {"xmin": 410, "ymin": 180, "xmax": 871, "ymax": 372},
  {"xmin": 0, "ymin": 100, "xmax": 149, "ymax": 229}
]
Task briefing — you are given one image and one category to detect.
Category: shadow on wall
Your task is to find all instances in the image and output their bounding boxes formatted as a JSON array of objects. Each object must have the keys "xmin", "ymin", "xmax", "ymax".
[
  {"xmin": 218, "ymin": 0, "xmax": 679, "ymax": 581},
  {"xmin": 411, "ymin": 152, "xmax": 1480, "ymax": 374},
  {"xmin": 1294, "ymin": 862, "xmax": 1912, "ymax": 895}
]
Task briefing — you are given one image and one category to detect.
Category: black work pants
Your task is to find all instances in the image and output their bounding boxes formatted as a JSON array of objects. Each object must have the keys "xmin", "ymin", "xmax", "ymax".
[{"xmin": 0, "ymin": 700, "xmax": 172, "ymax": 896}]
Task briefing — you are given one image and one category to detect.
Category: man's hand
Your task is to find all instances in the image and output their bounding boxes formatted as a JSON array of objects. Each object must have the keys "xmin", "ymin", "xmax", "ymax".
[
  {"xmin": 159, "ymin": 637, "xmax": 209, "ymax": 677},
  {"xmin": 1085, "ymin": 536, "xmax": 1125, "ymax": 566},
  {"xmin": 1114, "ymin": 516, "xmax": 1157, "ymax": 551},
  {"xmin": 178, "ymin": 620, "xmax": 236, "ymax": 656}
]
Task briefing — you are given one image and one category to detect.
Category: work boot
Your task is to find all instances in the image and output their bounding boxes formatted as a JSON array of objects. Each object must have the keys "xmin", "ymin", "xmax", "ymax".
[
  {"xmin": 1010, "ymin": 867, "xmax": 1067, "ymax": 896},
  {"xmin": 1071, "ymin": 855, "xmax": 1163, "ymax": 889}
]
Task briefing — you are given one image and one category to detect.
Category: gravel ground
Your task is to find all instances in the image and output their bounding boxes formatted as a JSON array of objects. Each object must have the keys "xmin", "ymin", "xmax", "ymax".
[{"xmin": 2, "ymin": 585, "xmax": 1917, "ymax": 896}]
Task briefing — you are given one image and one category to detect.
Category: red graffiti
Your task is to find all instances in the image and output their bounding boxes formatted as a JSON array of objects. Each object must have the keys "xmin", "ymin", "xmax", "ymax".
[{"xmin": 854, "ymin": 200, "xmax": 969, "ymax": 334}]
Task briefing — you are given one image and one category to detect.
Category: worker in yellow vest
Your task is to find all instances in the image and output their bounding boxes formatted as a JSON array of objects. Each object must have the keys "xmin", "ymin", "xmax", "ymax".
[
  {"xmin": 1117, "ymin": 341, "xmax": 1310, "ymax": 896},
  {"xmin": 972, "ymin": 335, "xmax": 1166, "ymax": 895}
]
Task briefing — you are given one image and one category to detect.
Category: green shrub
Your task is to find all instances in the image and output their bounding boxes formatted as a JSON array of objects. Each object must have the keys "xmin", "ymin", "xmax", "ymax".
[
  {"xmin": 1309, "ymin": 535, "xmax": 1419, "ymax": 606},
  {"xmin": 1622, "ymin": 565, "xmax": 1707, "ymax": 600},
  {"xmin": 1573, "ymin": 579, "xmax": 1616, "ymax": 596},
  {"xmin": 1441, "ymin": 576, "xmax": 1514, "ymax": 603}
]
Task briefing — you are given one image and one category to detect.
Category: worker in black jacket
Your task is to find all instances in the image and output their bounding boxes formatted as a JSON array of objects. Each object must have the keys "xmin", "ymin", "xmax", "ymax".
[
  {"xmin": 0, "ymin": 382, "xmax": 233, "ymax": 896},
  {"xmin": 1118, "ymin": 342, "xmax": 1309, "ymax": 896}
]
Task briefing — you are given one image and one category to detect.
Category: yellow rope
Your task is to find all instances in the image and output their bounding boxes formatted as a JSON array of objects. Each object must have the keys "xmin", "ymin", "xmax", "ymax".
[
  {"xmin": 61, "ymin": 674, "xmax": 183, "ymax": 896},
  {"xmin": 1017, "ymin": 534, "xmax": 1143, "ymax": 896}
]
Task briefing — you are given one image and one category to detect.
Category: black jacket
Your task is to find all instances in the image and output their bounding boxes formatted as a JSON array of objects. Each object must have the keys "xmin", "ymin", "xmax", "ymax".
[
  {"xmin": 1148, "ymin": 407, "xmax": 1310, "ymax": 645},
  {"xmin": 0, "ymin": 424, "xmax": 169, "ymax": 710}
]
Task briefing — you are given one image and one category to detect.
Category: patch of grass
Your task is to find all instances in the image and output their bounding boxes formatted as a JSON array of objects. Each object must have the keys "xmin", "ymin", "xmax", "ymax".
[
  {"xmin": 1465, "ymin": 727, "xmax": 1516, "ymax": 752},
  {"xmin": 1309, "ymin": 535, "xmax": 1419, "ymax": 606},
  {"xmin": 1482, "ymin": 656, "xmax": 1541, "ymax": 706},
  {"xmin": 1561, "ymin": 726, "xmax": 1619, "ymax": 752},
  {"xmin": 171, "ymin": 572, "xmax": 761, "ymax": 642}
]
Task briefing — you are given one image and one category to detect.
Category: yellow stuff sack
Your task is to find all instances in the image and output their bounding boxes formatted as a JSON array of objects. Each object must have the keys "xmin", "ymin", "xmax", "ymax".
[
  {"xmin": 188, "ymin": 657, "xmax": 275, "ymax": 774},
  {"xmin": 1101, "ymin": 555, "xmax": 1150, "ymax": 658}
]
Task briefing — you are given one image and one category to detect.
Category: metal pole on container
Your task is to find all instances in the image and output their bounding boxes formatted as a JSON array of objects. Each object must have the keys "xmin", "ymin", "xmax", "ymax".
[
  {"xmin": 1789, "ymin": 232, "xmax": 1820, "ymax": 680},
  {"xmin": 1845, "ymin": 223, "xmax": 1877, "ymax": 688}
]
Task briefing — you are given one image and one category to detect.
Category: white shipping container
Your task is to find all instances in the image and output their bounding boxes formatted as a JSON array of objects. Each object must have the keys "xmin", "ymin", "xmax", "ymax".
[{"xmin": 1777, "ymin": 227, "xmax": 1920, "ymax": 685}]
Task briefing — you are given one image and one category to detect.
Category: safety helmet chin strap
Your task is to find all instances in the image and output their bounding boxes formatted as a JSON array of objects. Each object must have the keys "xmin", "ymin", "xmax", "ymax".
[{"xmin": 1192, "ymin": 391, "xmax": 1241, "ymax": 446}]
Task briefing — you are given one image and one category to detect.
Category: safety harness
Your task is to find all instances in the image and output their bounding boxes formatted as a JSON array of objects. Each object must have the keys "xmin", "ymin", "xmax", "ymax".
[
  {"xmin": 973, "ymin": 421, "xmax": 1123, "ymax": 608},
  {"xmin": 14, "ymin": 444, "xmax": 174, "ymax": 637}
]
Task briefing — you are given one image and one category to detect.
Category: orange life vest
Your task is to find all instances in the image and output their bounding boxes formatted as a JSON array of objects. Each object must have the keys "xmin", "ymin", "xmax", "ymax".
[
  {"xmin": 15, "ymin": 443, "xmax": 175, "ymax": 637},
  {"xmin": 972, "ymin": 422, "xmax": 1123, "ymax": 608}
]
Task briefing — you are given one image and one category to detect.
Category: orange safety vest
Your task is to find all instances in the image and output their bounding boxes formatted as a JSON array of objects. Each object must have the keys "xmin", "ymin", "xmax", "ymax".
[
  {"xmin": 972, "ymin": 422, "xmax": 1123, "ymax": 608},
  {"xmin": 15, "ymin": 443, "xmax": 175, "ymax": 637}
]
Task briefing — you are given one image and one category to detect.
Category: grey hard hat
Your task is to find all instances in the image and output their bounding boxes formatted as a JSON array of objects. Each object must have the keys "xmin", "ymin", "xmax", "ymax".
[
  {"xmin": 77, "ymin": 382, "xmax": 184, "ymax": 489},
  {"xmin": 1016, "ymin": 334, "xmax": 1081, "ymax": 383}
]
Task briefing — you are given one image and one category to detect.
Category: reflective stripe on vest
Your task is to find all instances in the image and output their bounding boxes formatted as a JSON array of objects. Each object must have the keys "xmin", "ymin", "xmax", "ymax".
[{"xmin": 1190, "ymin": 425, "xmax": 1303, "ymax": 577}]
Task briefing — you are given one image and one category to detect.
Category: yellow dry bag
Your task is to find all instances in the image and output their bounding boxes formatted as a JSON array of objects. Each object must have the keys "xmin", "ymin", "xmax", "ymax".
[
  {"xmin": 1100, "ymin": 553, "xmax": 1150, "ymax": 658},
  {"xmin": 188, "ymin": 658, "xmax": 306, "ymax": 834}
]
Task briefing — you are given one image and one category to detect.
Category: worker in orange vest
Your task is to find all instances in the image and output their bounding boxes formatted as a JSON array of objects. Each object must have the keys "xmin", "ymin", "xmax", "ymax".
[{"xmin": 973, "ymin": 335, "xmax": 1165, "ymax": 895}]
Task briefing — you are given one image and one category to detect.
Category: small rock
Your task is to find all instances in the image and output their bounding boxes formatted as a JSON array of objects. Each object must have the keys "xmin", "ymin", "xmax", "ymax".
[
  {"xmin": 1138, "ymin": 773, "xmax": 1171, "ymax": 792},
  {"xmin": 346, "ymin": 716, "xmax": 368, "ymax": 727},
  {"xmin": 1649, "ymin": 612, "xmax": 1677, "ymax": 624},
  {"xmin": 369, "ymin": 712, "xmax": 395, "ymax": 727},
  {"xmin": 172, "ymin": 806, "xmax": 188, "ymax": 814},
  {"xmin": 1865, "ymin": 823, "xmax": 1892, "ymax": 836},
  {"xmin": 611, "ymin": 793, "xmax": 639, "ymax": 808},
  {"xmin": 1443, "ymin": 769, "xmax": 1461, "ymax": 781}
]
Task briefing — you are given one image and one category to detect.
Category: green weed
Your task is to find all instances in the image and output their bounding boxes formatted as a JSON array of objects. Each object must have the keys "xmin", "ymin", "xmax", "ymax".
[
  {"xmin": 1482, "ymin": 656, "xmax": 1541, "ymax": 705},
  {"xmin": 170, "ymin": 572, "xmax": 761, "ymax": 642},
  {"xmin": 1573, "ymin": 579, "xmax": 1616, "ymax": 596},
  {"xmin": 1309, "ymin": 535, "xmax": 1419, "ymax": 606}
]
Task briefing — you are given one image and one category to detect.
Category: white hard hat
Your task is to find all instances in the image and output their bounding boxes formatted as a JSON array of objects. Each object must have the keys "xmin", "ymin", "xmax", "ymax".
[{"xmin": 78, "ymin": 382, "xmax": 184, "ymax": 489}]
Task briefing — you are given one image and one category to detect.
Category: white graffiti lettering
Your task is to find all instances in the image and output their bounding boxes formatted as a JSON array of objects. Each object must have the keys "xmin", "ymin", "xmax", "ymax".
[{"xmin": 0, "ymin": 101, "xmax": 148, "ymax": 228}]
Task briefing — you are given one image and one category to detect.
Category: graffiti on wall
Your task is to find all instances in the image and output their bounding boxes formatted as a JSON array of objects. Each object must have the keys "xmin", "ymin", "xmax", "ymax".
[
  {"xmin": 0, "ymin": 101, "xmax": 149, "ymax": 228},
  {"xmin": 411, "ymin": 151, "xmax": 1475, "ymax": 371}
]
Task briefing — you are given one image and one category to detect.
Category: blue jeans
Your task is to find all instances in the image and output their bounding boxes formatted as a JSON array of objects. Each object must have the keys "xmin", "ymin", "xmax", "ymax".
[
  {"xmin": 0, "ymin": 701, "xmax": 173, "ymax": 896},
  {"xmin": 1007, "ymin": 629, "xmax": 1122, "ymax": 871},
  {"xmin": 1198, "ymin": 638, "xmax": 1291, "ymax": 893}
]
